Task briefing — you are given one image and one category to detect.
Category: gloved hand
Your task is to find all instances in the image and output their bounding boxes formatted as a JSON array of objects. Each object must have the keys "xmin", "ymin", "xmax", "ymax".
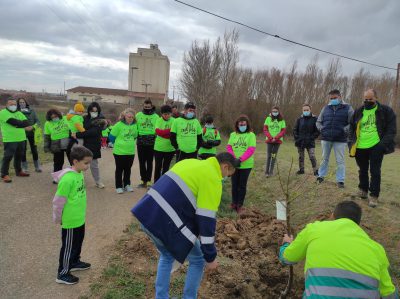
[{"xmin": 234, "ymin": 158, "xmax": 241, "ymax": 168}]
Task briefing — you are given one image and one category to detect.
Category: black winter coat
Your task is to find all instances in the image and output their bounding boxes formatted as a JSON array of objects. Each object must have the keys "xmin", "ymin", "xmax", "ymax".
[
  {"xmin": 76, "ymin": 115, "xmax": 105, "ymax": 159},
  {"xmin": 349, "ymin": 102, "xmax": 396, "ymax": 154},
  {"xmin": 293, "ymin": 115, "xmax": 319, "ymax": 148}
]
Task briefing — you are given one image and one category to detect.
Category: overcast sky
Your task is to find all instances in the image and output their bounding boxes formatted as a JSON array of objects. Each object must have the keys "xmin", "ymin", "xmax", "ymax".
[{"xmin": 0, "ymin": 0, "xmax": 399, "ymax": 95}]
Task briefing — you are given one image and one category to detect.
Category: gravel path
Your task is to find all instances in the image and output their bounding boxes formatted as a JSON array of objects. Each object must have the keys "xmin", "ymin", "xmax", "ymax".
[{"xmin": 0, "ymin": 149, "xmax": 146, "ymax": 299}]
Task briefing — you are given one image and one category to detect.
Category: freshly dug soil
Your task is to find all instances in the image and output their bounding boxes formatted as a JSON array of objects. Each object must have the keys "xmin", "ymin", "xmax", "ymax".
[
  {"xmin": 120, "ymin": 209, "xmax": 304, "ymax": 298},
  {"xmin": 199, "ymin": 209, "xmax": 304, "ymax": 298}
]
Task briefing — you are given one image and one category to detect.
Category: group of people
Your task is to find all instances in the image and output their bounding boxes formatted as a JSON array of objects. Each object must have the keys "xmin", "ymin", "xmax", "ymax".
[{"xmin": 0, "ymin": 88, "xmax": 397, "ymax": 297}]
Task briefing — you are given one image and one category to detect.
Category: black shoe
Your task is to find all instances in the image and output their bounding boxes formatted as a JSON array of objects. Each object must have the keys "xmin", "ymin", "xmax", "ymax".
[
  {"xmin": 337, "ymin": 182, "xmax": 345, "ymax": 189},
  {"xmin": 296, "ymin": 170, "xmax": 305, "ymax": 175},
  {"xmin": 70, "ymin": 261, "xmax": 91, "ymax": 272},
  {"xmin": 56, "ymin": 273, "xmax": 79, "ymax": 285},
  {"xmin": 316, "ymin": 177, "xmax": 324, "ymax": 183},
  {"xmin": 313, "ymin": 170, "xmax": 319, "ymax": 176}
]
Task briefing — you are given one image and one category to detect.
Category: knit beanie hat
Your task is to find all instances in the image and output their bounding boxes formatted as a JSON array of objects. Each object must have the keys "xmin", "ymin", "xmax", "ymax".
[{"xmin": 74, "ymin": 102, "xmax": 85, "ymax": 113}]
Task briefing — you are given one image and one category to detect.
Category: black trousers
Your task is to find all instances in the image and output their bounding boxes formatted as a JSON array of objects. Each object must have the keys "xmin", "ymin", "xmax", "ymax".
[
  {"xmin": 58, "ymin": 224, "xmax": 85, "ymax": 275},
  {"xmin": 355, "ymin": 144, "xmax": 385, "ymax": 197},
  {"xmin": 22, "ymin": 134, "xmax": 39, "ymax": 162},
  {"xmin": 137, "ymin": 144, "xmax": 154, "ymax": 183},
  {"xmin": 53, "ymin": 150, "xmax": 67, "ymax": 172},
  {"xmin": 176, "ymin": 150, "xmax": 197, "ymax": 162},
  {"xmin": 198, "ymin": 153, "xmax": 216, "ymax": 160},
  {"xmin": 231, "ymin": 168, "xmax": 252, "ymax": 207},
  {"xmin": 154, "ymin": 150, "xmax": 175, "ymax": 183},
  {"xmin": 266, "ymin": 143, "xmax": 281, "ymax": 175},
  {"xmin": 113, "ymin": 154, "xmax": 135, "ymax": 188},
  {"xmin": 1, "ymin": 141, "xmax": 25, "ymax": 176}
]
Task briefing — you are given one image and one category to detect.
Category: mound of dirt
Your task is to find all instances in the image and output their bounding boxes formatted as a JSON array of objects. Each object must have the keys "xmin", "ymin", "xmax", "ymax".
[
  {"xmin": 199, "ymin": 209, "xmax": 304, "ymax": 299},
  {"xmin": 120, "ymin": 210, "xmax": 304, "ymax": 298}
]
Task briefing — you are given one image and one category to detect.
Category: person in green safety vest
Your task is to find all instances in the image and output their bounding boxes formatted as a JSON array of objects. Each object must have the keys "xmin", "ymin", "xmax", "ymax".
[
  {"xmin": 279, "ymin": 200, "xmax": 398, "ymax": 299},
  {"xmin": 0, "ymin": 98, "xmax": 33, "ymax": 183},
  {"xmin": 263, "ymin": 106, "xmax": 286, "ymax": 177},
  {"xmin": 198, "ymin": 115, "xmax": 221, "ymax": 160}
]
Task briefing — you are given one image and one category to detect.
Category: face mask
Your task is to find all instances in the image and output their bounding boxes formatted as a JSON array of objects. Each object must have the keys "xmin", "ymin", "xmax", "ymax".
[
  {"xmin": 329, "ymin": 99, "xmax": 340, "ymax": 106},
  {"xmin": 205, "ymin": 124, "xmax": 213, "ymax": 128},
  {"xmin": 364, "ymin": 100, "xmax": 376, "ymax": 110},
  {"xmin": 272, "ymin": 112, "xmax": 279, "ymax": 117},
  {"xmin": 303, "ymin": 111, "xmax": 311, "ymax": 117},
  {"xmin": 186, "ymin": 112, "xmax": 194, "ymax": 119},
  {"xmin": 90, "ymin": 112, "xmax": 98, "ymax": 118},
  {"xmin": 143, "ymin": 108, "xmax": 153, "ymax": 114},
  {"xmin": 7, "ymin": 105, "xmax": 17, "ymax": 112},
  {"xmin": 239, "ymin": 125, "xmax": 247, "ymax": 132},
  {"xmin": 52, "ymin": 118, "xmax": 60, "ymax": 122}
]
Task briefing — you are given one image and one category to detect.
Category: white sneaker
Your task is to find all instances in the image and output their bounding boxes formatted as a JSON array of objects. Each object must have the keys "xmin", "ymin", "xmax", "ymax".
[
  {"xmin": 96, "ymin": 182, "xmax": 105, "ymax": 189},
  {"xmin": 124, "ymin": 185, "xmax": 134, "ymax": 192},
  {"xmin": 116, "ymin": 188, "xmax": 124, "ymax": 194}
]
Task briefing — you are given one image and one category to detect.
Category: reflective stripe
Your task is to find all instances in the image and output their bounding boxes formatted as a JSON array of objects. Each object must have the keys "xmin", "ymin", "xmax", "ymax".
[
  {"xmin": 196, "ymin": 208, "xmax": 216, "ymax": 219},
  {"xmin": 165, "ymin": 171, "xmax": 197, "ymax": 209},
  {"xmin": 180, "ymin": 226, "xmax": 196, "ymax": 244},
  {"xmin": 200, "ymin": 236, "xmax": 215, "ymax": 244},
  {"xmin": 148, "ymin": 188, "xmax": 183, "ymax": 228},
  {"xmin": 148, "ymin": 188, "xmax": 196, "ymax": 244},
  {"xmin": 307, "ymin": 268, "xmax": 379, "ymax": 289},
  {"xmin": 305, "ymin": 285, "xmax": 380, "ymax": 298}
]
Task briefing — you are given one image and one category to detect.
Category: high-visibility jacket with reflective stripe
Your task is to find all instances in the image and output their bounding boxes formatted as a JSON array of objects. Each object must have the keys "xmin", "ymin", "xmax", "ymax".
[
  {"xmin": 131, "ymin": 157, "xmax": 222, "ymax": 263},
  {"xmin": 279, "ymin": 218, "xmax": 398, "ymax": 298}
]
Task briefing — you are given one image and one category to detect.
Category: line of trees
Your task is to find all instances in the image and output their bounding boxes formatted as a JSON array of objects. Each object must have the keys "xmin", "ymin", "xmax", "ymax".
[{"xmin": 180, "ymin": 30, "xmax": 398, "ymax": 139}]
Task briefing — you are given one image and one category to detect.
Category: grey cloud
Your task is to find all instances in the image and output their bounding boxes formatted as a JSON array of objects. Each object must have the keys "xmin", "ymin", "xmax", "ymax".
[{"xmin": 0, "ymin": 0, "xmax": 399, "ymax": 93}]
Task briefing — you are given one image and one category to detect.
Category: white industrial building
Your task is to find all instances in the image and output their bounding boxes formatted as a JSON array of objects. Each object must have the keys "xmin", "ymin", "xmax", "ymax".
[{"xmin": 67, "ymin": 44, "xmax": 170, "ymax": 107}]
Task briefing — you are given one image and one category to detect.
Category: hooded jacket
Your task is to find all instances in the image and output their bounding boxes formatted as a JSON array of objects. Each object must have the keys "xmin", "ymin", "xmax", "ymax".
[{"xmin": 293, "ymin": 114, "xmax": 319, "ymax": 148}]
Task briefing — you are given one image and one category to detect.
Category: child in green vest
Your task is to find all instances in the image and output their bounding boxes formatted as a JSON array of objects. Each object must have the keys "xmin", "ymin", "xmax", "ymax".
[
  {"xmin": 263, "ymin": 106, "xmax": 286, "ymax": 177},
  {"xmin": 153, "ymin": 105, "xmax": 175, "ymax": 183},
  {"xmin": 52, "ymin": 145, "xmax": 93, "ymax": 285},
  {"xmin": 198, "ymin": 115, "xmax": 221, "ymax": 160},
  {"xmin": 44, "ymin": 109, "xmax": 71, "ymax": 178}
]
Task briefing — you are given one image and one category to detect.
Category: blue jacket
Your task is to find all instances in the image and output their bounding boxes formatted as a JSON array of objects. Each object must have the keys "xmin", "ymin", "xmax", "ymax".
[
  {"xmin": 316, "ymin": 102, "xmax": 354, "ymax": 142},
  {"xmin": 131, "ymin": 170, "xmax": 218, "ymax": 263}
]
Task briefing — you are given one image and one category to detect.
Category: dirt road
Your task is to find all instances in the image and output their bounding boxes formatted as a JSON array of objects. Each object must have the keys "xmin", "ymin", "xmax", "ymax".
[{"xmin": 0, "ymin": 149, "xmax": 146, "ymax": 299}]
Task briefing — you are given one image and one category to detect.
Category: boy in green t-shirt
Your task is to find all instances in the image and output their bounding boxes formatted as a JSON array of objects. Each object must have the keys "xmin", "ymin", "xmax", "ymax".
[
  {"xmin": 52, "ymin": 146, "xmax": 93, "ymax": 285},
  {"xmin": 198, "ymin": 115, "xmax": 221, "ymax": 160}
]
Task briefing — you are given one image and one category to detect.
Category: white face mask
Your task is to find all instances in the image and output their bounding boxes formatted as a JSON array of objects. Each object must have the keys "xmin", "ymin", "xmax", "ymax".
[
  {"xmin": 8, "ymin": 105, "xmax": 17, "ymax": 112},
  {"xmin": 90, "ymin": 112, "xmax": 98, "ymax": 118}
]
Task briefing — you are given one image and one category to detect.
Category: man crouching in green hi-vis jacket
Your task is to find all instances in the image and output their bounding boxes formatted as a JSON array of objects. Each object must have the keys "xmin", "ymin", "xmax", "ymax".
[{"xmin": 279, "ymin": 201, "xmax": 398, "ymax": 299}]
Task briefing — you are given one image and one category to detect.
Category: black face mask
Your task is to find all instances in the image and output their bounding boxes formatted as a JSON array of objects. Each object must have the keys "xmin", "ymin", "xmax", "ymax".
[
  {"xmin": 364, "ymin": 100, "xmax": 376, "ymax": 110},
  {"xmin": 143, "ymin": 108, "xmax": 153, "ymax": 115}
]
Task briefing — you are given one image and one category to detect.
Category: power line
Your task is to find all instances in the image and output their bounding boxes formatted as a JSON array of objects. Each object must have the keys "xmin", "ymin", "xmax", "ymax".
[{"xmin": 174, "ymin": 0, "xmax": 397, "ymax": 71}]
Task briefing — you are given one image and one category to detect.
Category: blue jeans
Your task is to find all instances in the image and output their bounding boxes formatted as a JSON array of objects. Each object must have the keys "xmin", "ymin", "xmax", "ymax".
[
  {"xmin": 141, "ymin": 226, "xmax": 205, "ymax": 299},
  {"xmin": 318, "ymin": 141, "xmax": 346, "ymax": 183}
]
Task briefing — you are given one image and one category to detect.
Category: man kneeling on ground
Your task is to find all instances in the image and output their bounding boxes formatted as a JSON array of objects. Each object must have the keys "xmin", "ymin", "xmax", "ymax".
[{"xmin": 279, "ymin": 201, "xmax": 398, "ymax": 298}]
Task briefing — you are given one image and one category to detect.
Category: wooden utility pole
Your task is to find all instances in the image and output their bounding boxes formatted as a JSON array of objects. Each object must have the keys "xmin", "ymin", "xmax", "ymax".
[{"xmin": 394, "ymin": 63, "xmax": 400, "ymax": 110}]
